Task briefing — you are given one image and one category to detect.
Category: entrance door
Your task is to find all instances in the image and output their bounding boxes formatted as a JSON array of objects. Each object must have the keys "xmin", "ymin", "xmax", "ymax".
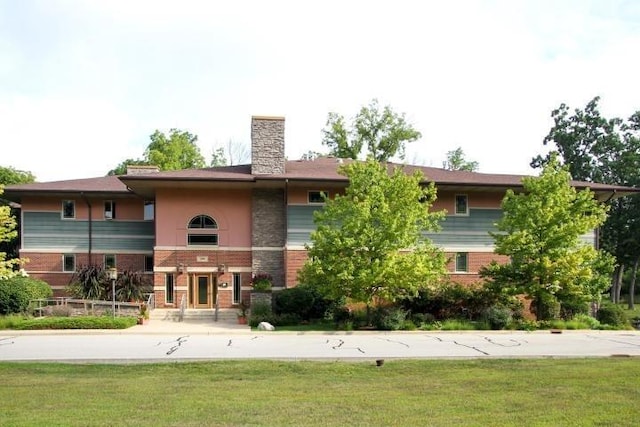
[
  {"xmin": 195, "ymin": 275, "xmax": 209, "ymax": 308},
  {"xmin": 192, "ymin": 275, "xmax": 217, "ymax": 308}
]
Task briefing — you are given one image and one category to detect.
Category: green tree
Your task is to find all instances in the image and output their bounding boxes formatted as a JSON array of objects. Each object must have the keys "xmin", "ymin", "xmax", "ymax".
[
  {"xmin": 299, "ymin": 159, "xmax": 447, "ymax": 318},
  {"xmin": 0, "ymin": 186, "xmax": 25, "ymax": 279},
  {"xmin": 108, "ymin": 129, "xmax": 206, "ymax": 175},
  {"xmin": 443, "ymin": 147, "xmax": 479, "ymax": 171},
  {"xmin": 322, "ymin": 99, "xmax": 422, "ymax": 162},
  {"xmin": 146, "ymin": 129, "xmax": 205, "ymax": 170},
  {"xmin": 531, "ymin": 97, "xmax": 640, "ymax": 305},
  {"xmin": 0, "ymin": 166, "xmax": 36, "ymax": 185},
  {"xmin": 480, "ymin": 156, "xmax": 614, "ymax": 320},
  {"xmin": 107, "ymin": 159, "xmax": 151, "ymax": 176}
]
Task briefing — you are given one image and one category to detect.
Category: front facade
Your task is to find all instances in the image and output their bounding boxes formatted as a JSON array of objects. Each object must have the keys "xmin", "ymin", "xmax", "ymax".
[{"xmin": 4, "ymin": 116, "xmax": 633, "ymax": 310}]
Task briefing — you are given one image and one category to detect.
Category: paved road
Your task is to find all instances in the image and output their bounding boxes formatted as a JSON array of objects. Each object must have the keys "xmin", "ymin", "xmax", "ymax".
[{"xmin": 1, "ymin": 323, "xmax": 640, "ymax": 362}]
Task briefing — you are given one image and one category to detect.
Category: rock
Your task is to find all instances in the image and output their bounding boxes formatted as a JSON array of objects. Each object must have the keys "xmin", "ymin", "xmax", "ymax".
[{"xmin": 258, "ymin": 322, "xmax": 275, "ymax": 331}]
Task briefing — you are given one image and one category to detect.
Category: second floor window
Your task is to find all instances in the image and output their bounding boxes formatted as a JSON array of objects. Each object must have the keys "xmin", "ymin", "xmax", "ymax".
[
  {"xmin": 62, "ymin": 200, "xmax": 75, "ymax": 219},
  {"xmin": 188, "ymin": 215, "xmax": 218, "ymax": 246},
  {"xmin": 104, "ymin": 201, "xmax": 116, "ymax": 219}
]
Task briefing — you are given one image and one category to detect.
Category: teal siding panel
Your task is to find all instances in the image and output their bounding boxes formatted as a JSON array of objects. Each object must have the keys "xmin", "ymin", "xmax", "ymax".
[
  {"xmin": 23, "ymin": 212, "xmax": 154, "ymax": 251},
  {"xmin": 287, "ymin": 206, "xmax": 503, "ymax": 247}
]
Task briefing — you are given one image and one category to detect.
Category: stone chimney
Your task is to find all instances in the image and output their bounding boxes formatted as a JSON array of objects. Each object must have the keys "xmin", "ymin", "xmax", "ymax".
[
  {"xmin": 251, "ymin": 116, "xmax": 285, "ymax": 175},
  {"xmin": 126, "ymin": 165, "xmax": 160, "ymax": 175}
]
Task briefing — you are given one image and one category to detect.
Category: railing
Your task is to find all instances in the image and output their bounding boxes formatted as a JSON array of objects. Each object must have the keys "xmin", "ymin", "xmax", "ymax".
[
  {"xmin": 30, "ymin": 298, "xmax": 142, "ymax": 317},
  {"xmin": 146, "ymin": 293, "xmax": 155, "ymax": 310},
  {"xmin": 178, "ymin": 295, "xmax": 186, "ymax": 322},
  {"xmin": 214, "ymin": 297, "xmax": 219, "ymax": 322}
]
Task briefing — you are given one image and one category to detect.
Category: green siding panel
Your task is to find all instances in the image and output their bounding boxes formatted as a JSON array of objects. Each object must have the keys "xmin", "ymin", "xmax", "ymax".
[
  {"xmin": 23, "ymin": 212, "xmax": 154, "ymax": 251},
  {"xmin": 287, "ymin": 206, "xmax": 503, "ymax": 247}
]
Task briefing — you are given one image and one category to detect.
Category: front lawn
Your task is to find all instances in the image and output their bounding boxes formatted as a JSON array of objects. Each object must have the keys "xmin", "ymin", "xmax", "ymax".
[{"xmin": 1, "ymin": 359, "xmax": 638, "ymax": 426}]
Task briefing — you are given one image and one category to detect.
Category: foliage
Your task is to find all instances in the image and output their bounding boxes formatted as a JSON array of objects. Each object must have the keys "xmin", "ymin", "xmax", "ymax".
[
  {"xmin": 480, "ymin": 156, "xmax": 614, "ymax": 320},
  {"xmin": 0, "ymin": 166, "xmax": 36, "ymax": 185},
  {"xmin": 322, "ymin": 99, "xmax": 421, "ymax": 161},
  {"xmin": 531, "ymin": 96, "xmax": 640, "ymax": 304},
  {"xmin": 250, "ymin": 273, "xmax": 273, "ymax": 292},
  {"xmin": 442, "ymin": 147, "xmax": 479, "ymax": 171},
  {"xmin": 481, "ymin": 305, "xmax": 513, "ymax": 330},
  {"xmin": 68, "ymin": 265, "xmax": 149, "ymax": 302},
  {"xmin": 300, "ymin": 159, "xmax": 447, "ymax": 311},
  {"xmin": 237, "ymin": 300, "xmax": 249, "ymax": 317},
  {"xmin": 108, "ymin": 128, "xmax": 205, "ymax": 175},
  {"xmin": 67, "ymin": 265, "xmax": 108, "ymax": 300},
  {"xmin": 0, "ymin": 186, "xmax": 26, "ymax": 279},
  {"xmin": 272, "ymin": 284, "xmax": 332, "ymax": 321},
  {"xmin": 0, "ymin": 276, "xmax": 52, "ymax": 315},
  {"xmin": 248, "ymin": 299, "xmax": 274, "ymax": 327},
  {"xmin": 596, "ymin": 302, "xmax": 630, "ymax": 328},
  {"xmin": 116, "ymin": 270, "xmax": 151, "ymax": 302},
  {"xmin": 372, "ymin": 306, "xmax": 408, "ymax": 330},
  {"xmin": 4, "ymin": 315, "xmax": 137, "ymax": 330}
]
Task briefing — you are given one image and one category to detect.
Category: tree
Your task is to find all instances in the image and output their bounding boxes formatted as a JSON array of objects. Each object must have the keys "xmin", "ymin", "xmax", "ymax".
[
  {"xmin": 210, "ymin": 140, "xmax": 250, "ymax": 167},
  {"xmin": 322, "ymin": 99, "xmax": 422, "ymax": 162},
  {"xmin": 0, "ymin": 186, "xmax": 25, "ymax": 279},
  {"xmin": 443, "ymin": 147, "xmax": 479, "ymax": 171},
  {"xmin": 108, "ymin": 129, "xmax": 206, "ymax": 175},
  {"xmin": 299, "ymin": 159, "xmax": 447, "ymax": 318},
  {"xmin": 480, "ymin": 156, "xmax": 614, "ymax": 320},
  {"xmin": 0, "ymin": 166, "xmax": 36, "ymax": 185},
  {"xmin": 531, "ymin": 97, "xmax": 640, "ymax": 305}
]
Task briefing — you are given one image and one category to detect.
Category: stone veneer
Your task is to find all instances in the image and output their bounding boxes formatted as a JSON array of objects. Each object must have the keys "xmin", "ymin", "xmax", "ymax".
[
  {"xmin": 252, "ymin": 189, "xmax": 285, "ymax": 287},
  {"xmin": 251, "ymin": 116, "xmax": 285, "ymax": 175}
]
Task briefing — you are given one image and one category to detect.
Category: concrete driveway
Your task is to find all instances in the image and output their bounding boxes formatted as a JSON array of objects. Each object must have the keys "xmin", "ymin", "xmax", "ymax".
[{"xmin": 1, "ymin": 319, "xmax": 640, "ymax": 363}]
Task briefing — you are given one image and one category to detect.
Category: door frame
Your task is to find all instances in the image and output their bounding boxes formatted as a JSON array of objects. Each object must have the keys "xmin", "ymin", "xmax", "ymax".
[{"xmin": 189, "ymin": 273, "xmax": 217, "ymax": 308}]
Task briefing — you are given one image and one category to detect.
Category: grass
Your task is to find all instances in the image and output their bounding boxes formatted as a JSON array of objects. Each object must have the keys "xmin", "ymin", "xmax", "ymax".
[{"xmin": 1, "ymin": 358, "xmax": 639, "ymax": 426}]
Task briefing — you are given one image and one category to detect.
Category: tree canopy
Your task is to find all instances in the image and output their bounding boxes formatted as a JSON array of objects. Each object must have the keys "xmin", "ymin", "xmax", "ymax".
[
  {"xmin": 299, "ymin": 159, "xmax": 447, "ymax": 309},
  {"xmin": 531, "ymin": 96, "xmax": 640, "ymax": 305},
  {"xmin": 322, "ymin": 99, "xmax": 422, "ymax": 162},
  {"xmin": 443, "ymin": 147, "xmax": 479, "ymax": 171},
  {"xmin": 210, "ymin": 139, "xmax": 250, "ymax": 167},
  {"xmin": 108, "ymin": 129, "xmax": 206, "ymax": 175},
  {"xmin": 480, "ymin": 156, "xmax": 614, "ymax": 320},
  {"xmin": 0, "ymin": 186, "xmax": 24, "ymax": 279},
  {"xmin": 0, "ymin": 166, "xmax": 36, "ymax": 185}
]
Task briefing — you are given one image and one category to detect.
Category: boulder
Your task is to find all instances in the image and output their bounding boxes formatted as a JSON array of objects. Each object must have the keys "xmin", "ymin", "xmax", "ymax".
[{"xmin": 257, "ymin": 322, "xmax": 275, "ymax": 331}]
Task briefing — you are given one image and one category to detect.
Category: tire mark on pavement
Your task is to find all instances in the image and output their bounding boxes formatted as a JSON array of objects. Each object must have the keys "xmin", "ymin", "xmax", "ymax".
[
  {"xmin": 156, "ymin": 336, "xmax": 189, "ymax": 355},
  {"xmin": 0, "ymin": 337, "xmax": 15, "ymax": 346},
  {"xmin": 586, "ymin": 334, "xmax": 640, "ymax": 348},
  {"xmin": 326, "ymin": 338, "xmax": 365, "ymax": 354},
  {"xmin": 483, "ymin": 336, "xmax": 523, "ymax": 347},
  {"xmin": 377, "ymin": 338, "xmax": 410, "ymax": 348},
  {"xmin": 424, "ymin": 334, "xmax": 490, "ymax": 355}
]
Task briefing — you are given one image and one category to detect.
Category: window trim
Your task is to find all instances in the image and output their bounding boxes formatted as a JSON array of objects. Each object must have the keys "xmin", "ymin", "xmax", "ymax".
[
  {"xmin": 455, "ymin": 252, "xmax": 469, "ymax": 273},
  {"xmin": 63, "ymin": 254, "xmax": 75, "ymax": 272},
  {"xmin": 62, "ymin": 200, "xmax": 75, "ymax": 219},
  {"xmin": 232, "ymin": 273, "xmax": 241, "ymax": 305},
  {"xmin": 165, "ymin": 274, "xmax": 175, "ymax": 304},
  {"xmin": 454, "ymin": 194, "xmax": 468, "ymax": 216},
  {"xmin": 308, "ymin": 190, "xmax": 328, "ymax": 204},
  {"xmin": 104, "ymin": 200, "xmax": 116, "ymax": 220},
  {"xmin": 104, "ymin": 254, "xmax": 116, "ymax": 269}
]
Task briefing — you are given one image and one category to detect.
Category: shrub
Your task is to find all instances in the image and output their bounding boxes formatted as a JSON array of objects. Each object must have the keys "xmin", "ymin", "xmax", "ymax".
[
  {"xmin": 440, "ymin": 319, "xmax": 476, "ymax": 330},
  {"xmin": 531, "ymin": 293, "xmax": 561, "ymax": 321},
  {"xmin": 249, "ymin": 299, "xmax": 274, "ymax": 327},
  {"xmin": 596, "ymin": 303, "xmax": 630, "ymax": 328},
  {"xmin": 0, "ymin": 276, "xmax": 52, "ymax": 315},
  {"xmin": 251, "ymin": 273, "xmax": 273, "ymax": 292},
  {"xmin": 482, "ymin": 305, "xmax": 513, "ymax": 330},
  {"xmin": 273, "ymin": 284, "xmax": 331, "ymax": 321},
  {"xmin": 3, "ymin": 316, "xmax": 137, "ymax": 330},
  {"xmin": 572, "ymin": 313, "xmax": 600, "ymax": 330},
  {"xmin": 373, "ymin": 307, "xmax": 407, "ymax": 331}
]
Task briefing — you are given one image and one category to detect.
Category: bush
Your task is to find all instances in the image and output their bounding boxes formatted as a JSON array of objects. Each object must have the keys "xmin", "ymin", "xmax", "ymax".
[
  {"xmin": 2, "ymin": 316, "xmax": 137, "ymax": 330},
  {"xmin": 531, "ymin": 294, "xmax": 561, "ymax": 321},
  {"xmin": 596, "ymin": 303, "xmax": 630, "ymax": 328},
  {"xmin": 273, "ymin": 284, "xmax": 332, "ymax": 321},
  {"xmin": 482, "ymin": 305, "xmax": 513, "ymax": 330},
  {"xmin": 249, "ymin": 300, "xmax": 274, "ymax": 327},
  {"xmin": 572, "ymin": 313, "xmax": 600, "ymax": 330},
  {"xmin": 0, "ymin": 276, "xmax": 52, "ymax": 315},
  {"xmin": 373, "ymin": 307, "xmax": 407, "ymax": 331}
]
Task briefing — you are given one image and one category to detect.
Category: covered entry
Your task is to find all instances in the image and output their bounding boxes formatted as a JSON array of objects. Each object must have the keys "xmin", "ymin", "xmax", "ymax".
[{"xmin": 188, "ymin": 274, "xmax": 217, "ymax": 308}]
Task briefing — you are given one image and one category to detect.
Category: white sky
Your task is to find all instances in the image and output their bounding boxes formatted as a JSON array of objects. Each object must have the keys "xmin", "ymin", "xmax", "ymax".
[{"xmin": 1, "ymin": 0, "xmax": 639, "ymax": 182}]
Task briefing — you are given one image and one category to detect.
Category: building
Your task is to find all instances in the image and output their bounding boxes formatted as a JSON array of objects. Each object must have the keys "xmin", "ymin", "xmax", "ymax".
[{"xmin": 3, "ymin": 116, "xmax": 635, "ymax": 310}]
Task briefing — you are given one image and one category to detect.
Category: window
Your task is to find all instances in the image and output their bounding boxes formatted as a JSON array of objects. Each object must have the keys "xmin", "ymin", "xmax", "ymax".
[
  {"xmin": 455, "ymin": 252, "xmax": 468, "ymax": 273},
  {"xmin": 232, "ymin": 273, "xmax": 241, "ymax": 305},
  {"xmin": 187, "ymin": 215, "xmax": 218, "ymax": 246},
  {"xmin": 455, "ymin": 195, "xmax": 468, "ymax": 215},
  {"xmin": 144, "ymin": 255, "xmax": 154, "ymax": 272},
  {"xmin": 104, "ymin": 200, "xmax": 116, "ymax": 219},
  {"xmin": 62, "ymin": 200, "xmax": 75, "ymax": 219},
  {"xmin": 104, "ymin": 254, "xmax": 116, "ymax": 269},
  {"xmin": 308, "ymin": 190, "xmax": 328, "ymax": 204},
  {"xmin": 63, "ymin": 254, "xmax": 75, "ymax": 272},
  {"xmin": 144, "ymin": 201, "xmax": 155, "ymax": 221},
  {"xmin": 188, "ymin": 234, "xmax": 219, "ymax": 246},
  {"xmin": 165, "ymin": 274, "xmax": 174, "ymax": 304}
]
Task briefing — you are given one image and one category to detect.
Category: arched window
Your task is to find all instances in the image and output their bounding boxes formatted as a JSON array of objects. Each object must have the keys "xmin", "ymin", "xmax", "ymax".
[
  {"xmin": 188, "ymin": 215, "xmax": 218, "ymax": 229},
  {"xmin": 187, "ymin": 215, "xmax": 218, "ymax": 246}
]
